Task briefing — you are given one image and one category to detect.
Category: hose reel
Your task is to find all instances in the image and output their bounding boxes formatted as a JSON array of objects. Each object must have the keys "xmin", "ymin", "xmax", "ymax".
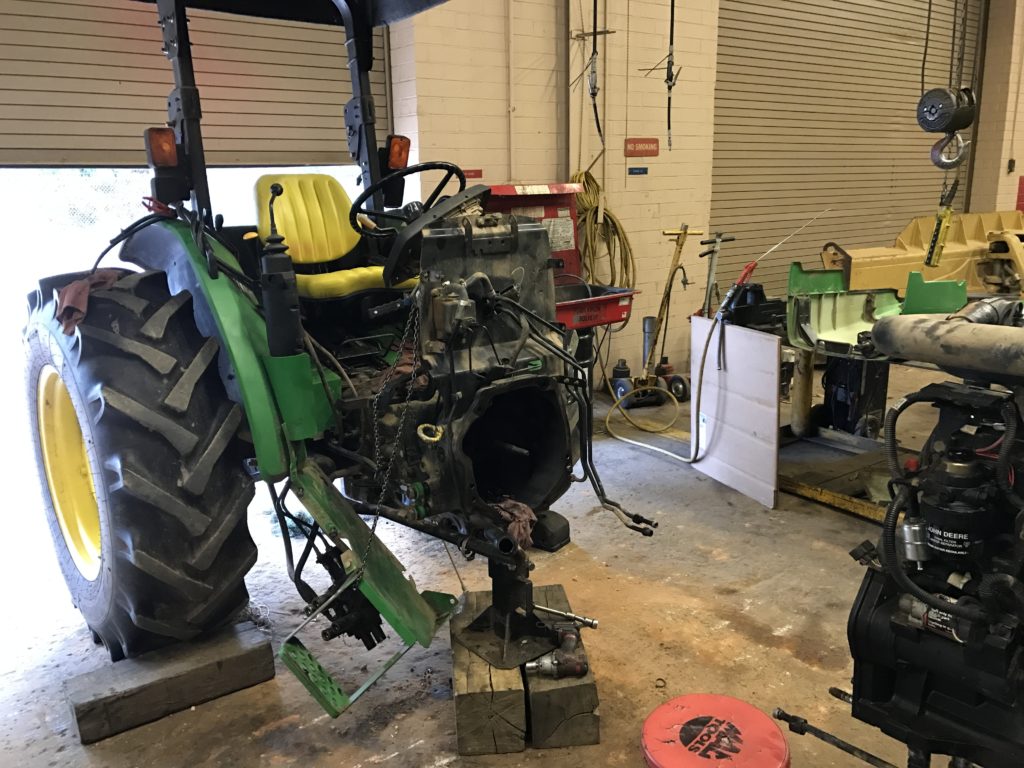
[{"xmin": 917, "ymin": 87, "xmax": 976, "ymax": 170}]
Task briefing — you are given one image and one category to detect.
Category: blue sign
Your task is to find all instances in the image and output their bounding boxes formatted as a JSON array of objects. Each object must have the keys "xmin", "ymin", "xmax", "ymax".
[{"xmin": 628, "ymin": 167, "xmax": 649, "ymax": 176}]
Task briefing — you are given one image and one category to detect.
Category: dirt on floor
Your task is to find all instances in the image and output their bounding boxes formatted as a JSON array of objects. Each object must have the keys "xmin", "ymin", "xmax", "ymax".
[{"xmin": 0, "ymin": 366, "xmax": 952, "ymax": 768}]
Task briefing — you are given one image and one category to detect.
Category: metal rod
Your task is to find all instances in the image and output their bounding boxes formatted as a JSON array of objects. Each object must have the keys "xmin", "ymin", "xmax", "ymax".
[
  {"xmin": 533, "ymin": 603, "xmax": 599, "ymax": 629},
  {"xmin": 773, "ymin": 708, "xmax": 898, "ymax": 768}
]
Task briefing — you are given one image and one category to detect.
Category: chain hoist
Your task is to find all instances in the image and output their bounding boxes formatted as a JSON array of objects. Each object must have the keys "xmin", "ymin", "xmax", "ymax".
[{"xmin": 916, "ymin": 0, "xmax": 976, "ymax": 172}]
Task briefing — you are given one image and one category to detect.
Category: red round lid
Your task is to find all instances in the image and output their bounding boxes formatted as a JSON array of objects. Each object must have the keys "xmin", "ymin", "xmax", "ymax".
[{"xmin": 642, "ymin": 694, "xmax": 790, "ymax": 768}]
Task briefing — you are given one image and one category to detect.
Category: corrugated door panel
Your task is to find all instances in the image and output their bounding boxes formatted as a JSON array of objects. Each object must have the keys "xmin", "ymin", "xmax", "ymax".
[
  {"xmin": 0, "ymin": 0, "xmax": 390, "ymax": 166},
  {"xmin": 710, "ymin": 0, "xmax": 983, "ymax": 298}
]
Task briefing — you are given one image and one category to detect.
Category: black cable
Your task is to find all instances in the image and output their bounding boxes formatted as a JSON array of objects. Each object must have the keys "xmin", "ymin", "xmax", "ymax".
[
  {"xmin": 90, "ymin": 213, "xmax": 171, "ymax": 273},
  {"xmin": 996, "ymin": 400, "xmax": 1024, "ymax": 509},
  {"xmin": 948, "ymin": 0, "xmax": 958, "ymax": 88},
  {"xmin": 925, "ymin": 0, "xmax": 933, "ymax": 95},
  {"xmin": 588, "ymin": 0, "xmax": 605, "ymax": 146}
]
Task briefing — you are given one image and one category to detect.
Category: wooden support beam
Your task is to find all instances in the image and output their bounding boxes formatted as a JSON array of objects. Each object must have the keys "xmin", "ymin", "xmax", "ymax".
[{"xmin": 65, "ymin": 622, "xmax": 274, "ymax": 744}]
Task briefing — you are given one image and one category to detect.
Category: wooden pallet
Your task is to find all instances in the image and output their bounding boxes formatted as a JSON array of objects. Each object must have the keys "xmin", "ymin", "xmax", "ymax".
[{"xmin": 450, "ymin": 584, "xmax": 600, "ymax": 755}]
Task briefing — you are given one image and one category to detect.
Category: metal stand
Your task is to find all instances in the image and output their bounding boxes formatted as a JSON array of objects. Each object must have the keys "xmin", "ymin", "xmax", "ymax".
[{"xmin": 458, "ymin": 558, "xmax": 557, "ymax": 669}]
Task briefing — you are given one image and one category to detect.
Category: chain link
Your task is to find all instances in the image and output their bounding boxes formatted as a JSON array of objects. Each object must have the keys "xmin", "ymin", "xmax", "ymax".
[{"xmin": 355, "ymin": 303, "xmax": 422, "ymax": 581}]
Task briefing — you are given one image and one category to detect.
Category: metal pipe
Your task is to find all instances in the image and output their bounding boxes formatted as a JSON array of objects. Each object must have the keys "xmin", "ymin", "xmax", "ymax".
[
  {"xmin": 790, "ymin": 348, "xmax": 815, "ymax": 437},
  {"xmin": 642, "ymin": 315, "xmax": 658, "ymax": 369},
  {"xmin": 873, "ymin": 314, "xmax": 1024, "ymax": 380}
]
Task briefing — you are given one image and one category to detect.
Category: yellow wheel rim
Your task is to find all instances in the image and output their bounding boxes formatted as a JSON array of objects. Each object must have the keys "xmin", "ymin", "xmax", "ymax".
[{"xmin": 37, "ymin": 365, "xmax": 102, "ymax": 581}]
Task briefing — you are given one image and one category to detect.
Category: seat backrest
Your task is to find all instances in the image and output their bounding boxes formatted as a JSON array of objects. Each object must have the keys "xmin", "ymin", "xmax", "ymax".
[{"xmin": 255, "ymin": 174, "xmax": 361, "ymax": 265}]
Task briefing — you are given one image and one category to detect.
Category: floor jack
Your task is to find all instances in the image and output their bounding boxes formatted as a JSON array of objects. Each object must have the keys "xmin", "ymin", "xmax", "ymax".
[{"xmin": 610, "ymin": 225, "xmax": 703, "ymax": 408}]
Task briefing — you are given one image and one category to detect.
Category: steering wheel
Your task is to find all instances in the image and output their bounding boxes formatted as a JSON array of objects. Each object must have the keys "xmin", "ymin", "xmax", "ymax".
[{"xmin": 349, "ymin": 161, "xmax": 467, "ymax": 237}]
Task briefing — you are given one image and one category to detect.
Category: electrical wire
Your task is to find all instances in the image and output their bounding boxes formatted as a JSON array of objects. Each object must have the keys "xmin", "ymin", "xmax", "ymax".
[
  {"xmin": 90, "ymin": 212, "xmax": 174, "ymax": 273},
  {"xmin": 306, "ymin": 332, "xmax": 361, "ymax": 398},
  {"xmin": 571, "ymin": 169, "xmax": 636, "ymax": 288}
]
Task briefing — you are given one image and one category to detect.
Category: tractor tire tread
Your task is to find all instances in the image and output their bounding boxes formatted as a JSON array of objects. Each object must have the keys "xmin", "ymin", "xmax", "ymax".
[{"xmin": 26, "ymin": 269, "xmax": 256, "ymax": 660}]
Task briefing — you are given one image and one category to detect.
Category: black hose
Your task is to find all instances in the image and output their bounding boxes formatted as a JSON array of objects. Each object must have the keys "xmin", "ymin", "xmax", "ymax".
[
  {"xmin": 882, "ymin": 396, "xmax": 919, "ymax": 480},
  {"xmin": 996, "ymin": 400, "xmax": 1024, "ymax": 509}
]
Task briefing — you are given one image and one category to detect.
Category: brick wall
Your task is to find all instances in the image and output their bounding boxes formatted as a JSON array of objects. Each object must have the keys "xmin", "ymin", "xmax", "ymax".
[
  {"xmin": 390, "ymin": 0, "xmax": 568, "ymax": 190},
  {"xmin": 568, "ymin": 0, "xmax": 720, "ymax": 371},
  {"xmin": 971, "ymin": 0, "xmax": 1024, "ymax": 212}
]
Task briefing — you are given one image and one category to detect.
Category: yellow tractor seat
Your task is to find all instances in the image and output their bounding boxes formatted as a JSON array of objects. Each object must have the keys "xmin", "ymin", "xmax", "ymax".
[{"xmin": 255, "ymin": 173, "xmax": 416, "ymax": 300}]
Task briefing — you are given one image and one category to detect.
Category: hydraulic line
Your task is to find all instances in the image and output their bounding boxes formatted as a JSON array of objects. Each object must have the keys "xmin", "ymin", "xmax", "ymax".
[
  {"xmin": 587, "ymin": 0, "xmax": 605, "ymax": 146},
  {"xmin": 664, "ymin": 0, "xmax": 679, "ymax": 150}
]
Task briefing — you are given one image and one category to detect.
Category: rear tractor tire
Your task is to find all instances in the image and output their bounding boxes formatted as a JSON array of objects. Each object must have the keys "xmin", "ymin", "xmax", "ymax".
[{"xmin": 25, "ymin": 270, "xmax": 257, "ymax": 660}]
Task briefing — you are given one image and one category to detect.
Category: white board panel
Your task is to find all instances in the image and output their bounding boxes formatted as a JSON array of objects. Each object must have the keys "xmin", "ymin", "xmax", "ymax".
[{"xmin": 690, "ymin": 316, "xmax": 780, "ymax": 508}]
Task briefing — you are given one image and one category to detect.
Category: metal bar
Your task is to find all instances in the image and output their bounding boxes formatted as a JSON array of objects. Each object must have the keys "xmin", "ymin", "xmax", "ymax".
[
  {"xmin": 779, "ymin": 475, "xmax": 886, "ymax": 524},
  {"xmin": 534, "ymin": 603, "xmax": 599, "ymax": 629},
  {"xmin": 346, "ymin": 642, "xmax": 416, "ymax": 705},
  {"xmin": 330, "ymin": 0, "xmax": 384, "ymax": 209},
  {"xmin": 773, "ymin": 708, "xmax": 898, "ymax": 768},
  {"xmin": 156, "ymin": 0, "xmax": 214, "ymax": 226}
]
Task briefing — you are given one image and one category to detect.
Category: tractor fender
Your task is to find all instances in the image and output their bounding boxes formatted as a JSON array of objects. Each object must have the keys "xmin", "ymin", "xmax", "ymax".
[{"xmin": 118, "ymin": 220, "xmax": 290, "ymax": 479}]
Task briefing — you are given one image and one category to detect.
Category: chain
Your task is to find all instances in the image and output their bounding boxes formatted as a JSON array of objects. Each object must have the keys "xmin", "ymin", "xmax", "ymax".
[{"xmin": 355, "ymin": 304, "xmax": 422, "ymax": 581}]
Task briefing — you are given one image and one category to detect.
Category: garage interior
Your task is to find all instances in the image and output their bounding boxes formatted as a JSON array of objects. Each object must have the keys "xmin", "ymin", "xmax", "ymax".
[{"xmin": 3, "ymin": 1, "xmax": 1024, "ymax": 767}]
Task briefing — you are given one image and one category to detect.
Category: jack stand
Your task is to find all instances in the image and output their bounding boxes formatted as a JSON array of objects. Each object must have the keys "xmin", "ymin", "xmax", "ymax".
[{"xmin": 459, "ymin": 557, "xmax": 557, "ymax": 669}]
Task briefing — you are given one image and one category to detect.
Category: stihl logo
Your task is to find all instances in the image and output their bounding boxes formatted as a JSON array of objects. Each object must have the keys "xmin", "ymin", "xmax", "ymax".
[{"xmin": 679, "ymin": 716, "xmax": 744, "ymax": 759}]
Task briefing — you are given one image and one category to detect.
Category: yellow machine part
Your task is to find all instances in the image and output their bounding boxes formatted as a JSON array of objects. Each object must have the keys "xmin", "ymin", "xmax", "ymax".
[
  {"xmin": 37, "ymin": 365, "xmax": 101, "ymax": 581},
  {"xmin": 821, "ymin": 210, "xmax": 1024, "ymax": 296},
  {"xmin": 255, "ymin": 173, "xmax": 416, "ymax": 299}
]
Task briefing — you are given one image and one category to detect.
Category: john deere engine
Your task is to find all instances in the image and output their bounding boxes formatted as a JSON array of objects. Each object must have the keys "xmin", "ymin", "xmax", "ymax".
[{"xmin": 849, "ymin": 299, "xmax": 1024, "ymax": 767}]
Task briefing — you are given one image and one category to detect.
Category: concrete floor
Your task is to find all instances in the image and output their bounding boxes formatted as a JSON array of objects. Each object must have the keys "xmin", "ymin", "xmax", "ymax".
[{"xmin": 0, "ymin": 366, "xmax": 948, "ymax": 768}]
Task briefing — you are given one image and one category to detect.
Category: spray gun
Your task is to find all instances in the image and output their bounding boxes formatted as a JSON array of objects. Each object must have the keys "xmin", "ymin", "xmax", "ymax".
[{"xmin": 261, "ymin": 183, "xmax": 304, "ymax": 357}]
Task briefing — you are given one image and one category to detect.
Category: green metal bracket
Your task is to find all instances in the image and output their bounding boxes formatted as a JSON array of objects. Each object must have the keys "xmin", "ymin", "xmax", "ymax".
[
  {"xmin": 278, "ymin": 459, "xmax": 456, "ymax": 716},
  {"xmin": 291, "ymin": 459, "xmax": 454, "ymax": 646},
  {"xmin": 900, "ymin": 271, "xmax": 967, "ymax": 315}
]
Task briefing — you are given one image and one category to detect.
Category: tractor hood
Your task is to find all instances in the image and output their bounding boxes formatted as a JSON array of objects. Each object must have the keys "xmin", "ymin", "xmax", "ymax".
[{"xmin": 133, "ymin": 0, "xmax": 447, "ymax": 26}]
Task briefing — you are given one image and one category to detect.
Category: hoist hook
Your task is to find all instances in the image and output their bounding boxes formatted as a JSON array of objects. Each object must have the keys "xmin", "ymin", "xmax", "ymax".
[{"xmin": 931, "ymin": 131, "xmax": 970, "ymax": 170}]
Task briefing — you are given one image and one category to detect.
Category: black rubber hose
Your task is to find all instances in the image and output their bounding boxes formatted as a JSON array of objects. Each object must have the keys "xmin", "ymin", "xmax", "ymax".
[
  {"xmin": 996, "ymin": 400, "xmax": 1024, "ymax": 510},
  {"xmin": 881, "ymin": 487, "xmax": 988, "ymax": 622},
  {"xmin": 882, "ymin": 395, "xmax": 926, "ymax": 480}
]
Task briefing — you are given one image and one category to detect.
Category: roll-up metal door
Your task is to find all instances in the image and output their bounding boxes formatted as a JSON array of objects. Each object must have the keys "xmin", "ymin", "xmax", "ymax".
[
  {"xmin": 0, "ymin": 0, "xmax": 390, "ymax": 166},
  {"xmin": 710, "ymin": 0, "xmax": 984, "ymax": 297}
]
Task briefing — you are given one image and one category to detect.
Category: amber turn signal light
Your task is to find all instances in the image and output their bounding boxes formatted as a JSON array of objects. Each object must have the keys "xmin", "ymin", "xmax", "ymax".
[
  {"xmin": 385, "ymin": 134, "xmax": 411, "ymax": 169},
  {"xmin": 144, "ymin": 127, "xmax": 178, "ymax": 168}
]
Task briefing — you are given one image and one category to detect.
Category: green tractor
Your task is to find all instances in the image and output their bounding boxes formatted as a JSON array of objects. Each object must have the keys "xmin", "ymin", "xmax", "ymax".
[{"xmin": 25, "ymin": 0, "xmax": 652, "ymax": 714}]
